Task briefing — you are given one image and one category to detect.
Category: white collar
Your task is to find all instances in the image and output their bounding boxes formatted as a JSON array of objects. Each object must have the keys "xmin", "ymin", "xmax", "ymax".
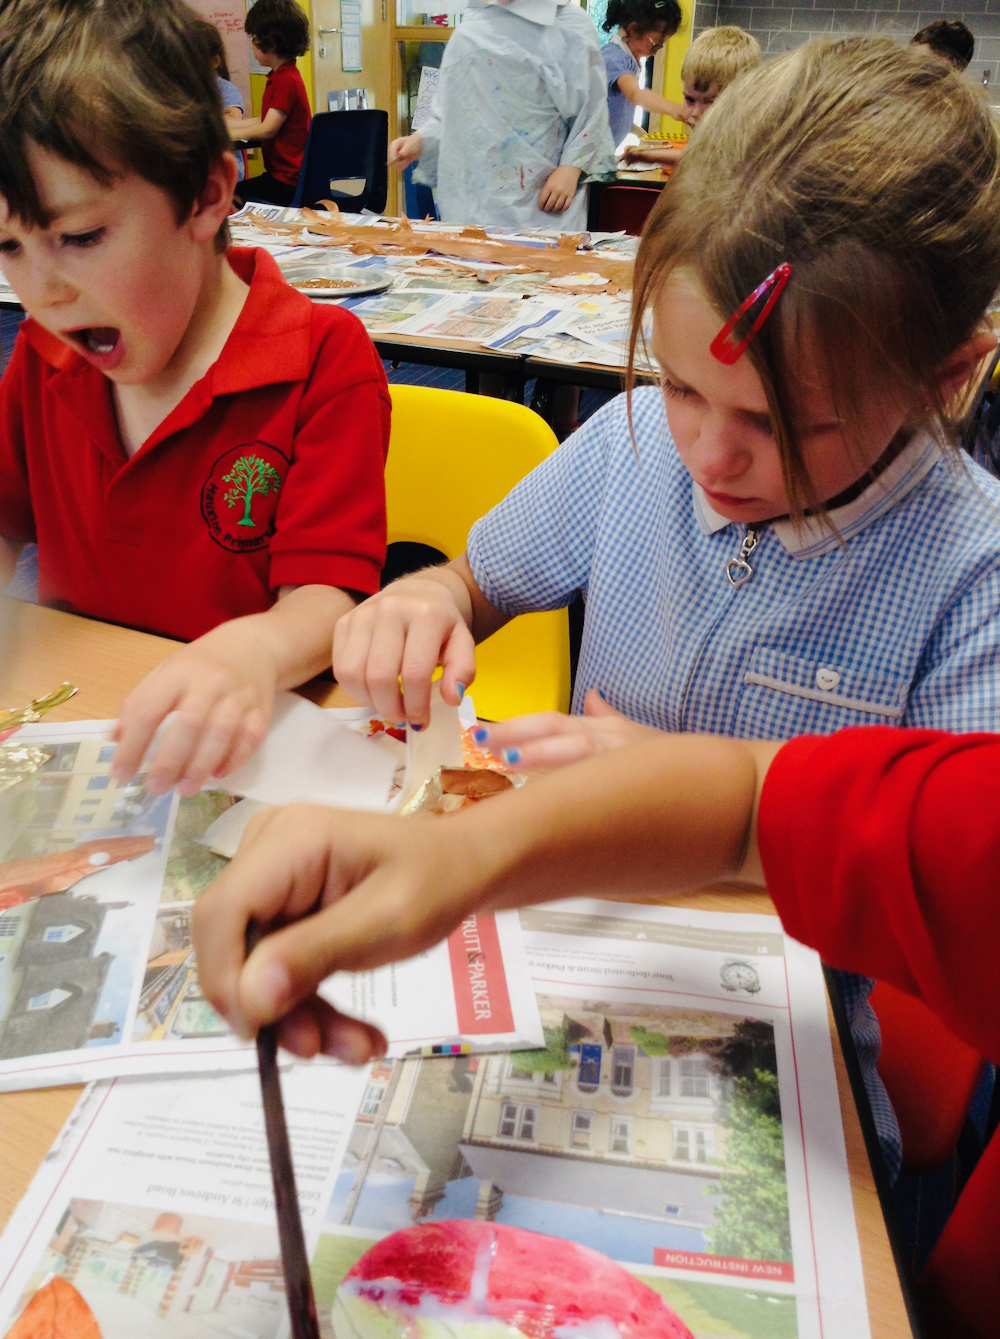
[
  {"xmin": 474, "ymin": 0, "xmax": 571, "ymax": 25},
  {"xmin": 691, "ymin": 432, "xmax": 942, "ymax": 557}
]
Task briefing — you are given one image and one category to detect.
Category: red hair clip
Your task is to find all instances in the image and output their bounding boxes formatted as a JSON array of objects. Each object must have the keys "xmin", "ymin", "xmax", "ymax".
[{"xmin": 709, "ymin": 262, "xmax": 793, "ymax": 365}]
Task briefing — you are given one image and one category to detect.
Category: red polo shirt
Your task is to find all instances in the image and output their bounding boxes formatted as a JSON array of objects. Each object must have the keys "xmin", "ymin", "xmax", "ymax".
[
  {"xmin": 758, "ymin": 727, "xmax": 1000, "ymax": 1338},
  {"xmin": 262, "ymin": 61, "xmax": 311, "ymax": 185},
  {"xmin": 0, "ymin": 247, "xmax": 389, "ymax": 643}
]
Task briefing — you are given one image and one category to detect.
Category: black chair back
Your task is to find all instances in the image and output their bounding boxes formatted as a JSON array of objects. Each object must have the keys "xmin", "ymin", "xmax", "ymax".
[{"xmin": 291, "ymin": 110, "xmax": 388, "ymax": 214}]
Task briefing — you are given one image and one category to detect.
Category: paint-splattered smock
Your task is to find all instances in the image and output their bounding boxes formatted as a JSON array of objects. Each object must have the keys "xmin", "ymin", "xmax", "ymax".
[{"xmin": 414, "ymin": 0, "xmax": 617, "ymax": 231}]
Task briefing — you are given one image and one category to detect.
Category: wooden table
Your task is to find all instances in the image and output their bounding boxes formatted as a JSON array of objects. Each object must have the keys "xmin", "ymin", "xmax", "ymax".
[{"xmin": 0, "ymin": 599, "xmax": 914, "ymax": 1336}]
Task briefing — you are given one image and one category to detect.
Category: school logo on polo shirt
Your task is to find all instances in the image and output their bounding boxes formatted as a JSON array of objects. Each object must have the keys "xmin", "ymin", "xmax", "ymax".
[{"xmin": 201, "ymin": 444, "xmax": 290, "ymax": 552}]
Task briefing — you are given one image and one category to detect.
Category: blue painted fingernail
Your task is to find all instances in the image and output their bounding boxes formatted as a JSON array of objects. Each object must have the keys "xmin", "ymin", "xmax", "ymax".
[
  {"xmin": 473, "ymin": 727, "xmax": 489, "ymax": 743},
  {"xmin": 502, "ymin": 748, "xmax": 520, "ymax": 765},
  {"xmin": 411, "ymin": 722, "xmax": 425, "ymax": 732},
  {"xmin": 598, "ymin": 688, "xmax": 607, "ymax": 701},
  {"xmin": 456, "ymin": 682, "xmax": 466, "ymax": 699}
]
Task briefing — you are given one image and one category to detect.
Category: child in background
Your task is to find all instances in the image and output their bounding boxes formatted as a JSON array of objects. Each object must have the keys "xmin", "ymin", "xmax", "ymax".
[
  {"xmin": 911, "ymin": 17, "xmax": 975, "ymax": 70},
  {"xmin": 623, "ymin": 25, "xmax": 759, "ymax": 166},
  {"xmin": 230, "ymin": 0, "xmax": 311, "ymax": 207},
  {"xmin": 334, "ymin": 37, "xmax": 1000, "ymax": 1181},
  {"xmin": 194, "ymin": 18, "xmax": 247, "ymax": 183},
  {"xmin": 388, "ymin": 0, "xmax": 617, "ymax": 232},
  {"xmin": 0, "ymin": 0, "xmax": 389, "ymax": 798},
  {"xmin": 600, "ymin": 0, "xmax": 683, "ymax": 149}
]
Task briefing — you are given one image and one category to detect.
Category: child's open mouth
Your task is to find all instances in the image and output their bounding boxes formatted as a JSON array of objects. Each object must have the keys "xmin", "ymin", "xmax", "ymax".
[{"xmin": 67, "ymin": 326, "xmax": 124, "ymax": 370}]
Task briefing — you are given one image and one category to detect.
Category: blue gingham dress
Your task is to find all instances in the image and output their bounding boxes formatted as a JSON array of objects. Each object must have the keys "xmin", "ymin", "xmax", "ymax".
[{"xmin": 468, "ymin": 386, "xmax": 1000, "ymax": 1182}]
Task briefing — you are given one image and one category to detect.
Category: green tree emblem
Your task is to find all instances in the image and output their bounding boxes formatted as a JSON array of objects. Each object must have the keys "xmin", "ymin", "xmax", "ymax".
[{"xmin": 222, "ymin": 454, "xmax": 282, "ymax": 527}]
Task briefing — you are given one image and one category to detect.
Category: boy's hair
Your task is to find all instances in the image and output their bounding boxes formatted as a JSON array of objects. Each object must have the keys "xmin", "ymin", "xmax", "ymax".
[
  {"xmin": 681, "ymin": 25, "xmax": 761, "ymax": 92},
  {"xmin": 244, "ymin": 0, "xmax": 310, "ymax": 61},
  {"xmin": 0, "ymin": 0, "xmax": 233, "ymax": 249},
  {"xmin": 195, "ymin": 16, "xmax": 232, "ymax": 82},
  {"xmin": 603, "ymin": 0, "xmax": 682, "ymax": 38},
  {"xmin": 911, "ymin": 19, "xmax": 974, "ymax": 71},
  {"xmin": 630, "ymin": 37, "xmax": 1000, "ymax": 523}
]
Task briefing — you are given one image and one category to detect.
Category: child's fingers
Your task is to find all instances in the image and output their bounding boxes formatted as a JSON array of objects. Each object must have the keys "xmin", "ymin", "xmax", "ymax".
[
  {"xmin": 476, "ymin": 712, "xmax": 602, "ymax": 770},
  {"xmin": 143, "ymin": 695, "xmax": 236, "ymax": 796},
  {"xmin": 236, "ymin": 873, "xmax": 464, "ymax": 1033},
  {"xmin": 476, "ymin": 711, "xmax": 576, "ymax": 751},
  {"xmin": 331, "ymin": 609, "xmax": 377, "ymax": 706},
  {"xmin": 195, "ymin": 805, "xmax": 479, "ymax": 1037},
  {"xmin": 363, "ymin": 619, "xmax": 408, "ymax": 721},
  {"xmin": 582, "ymin": 687, "xmax": 626, "ymax": 719},
  {"xmin": 173, "ymin": 700, "xmax": 263, "ymax": 796},
  {"xmin": 276, "ymin": 997, "xmax": 386, "ymax": 1065},
  {"xmin": 193, "ymin": 805, "xmax": 354, "ymax": 1035},
  {"xmin": 111, "ymin": 679, "xmax": 185, "ymax": 783},
  {"xmin": 439, "ymin": 623, "xmax": 477, "ymax": 707},
  {"xmin": 212, "ymin": 707, "xmax": 272, "ymax": 780},
  {"xmin": 497, "ymin": 733, "xmax": 596, "ymax": 771},
  {"xmin": 398, "ymin": 621, "xmax": 452, "ymax": 726}
]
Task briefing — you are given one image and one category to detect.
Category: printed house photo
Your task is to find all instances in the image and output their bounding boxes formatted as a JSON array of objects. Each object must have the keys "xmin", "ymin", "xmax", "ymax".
[
  {"xmin": 0, "ymin": 740, "xmax": 174, "ymax": 1059},
  {"xmin": 132, "ymin": 906, "xmax": 228, "ymax": 1044},
  {"xmin": 159, "ymin": 791, "xmax": 237, "ymax": 905},
  {"xmin": 6, "ymin": 1199, "xmax": 286, "ymax": 1339},
  {"xmin": 321, "ymin": 995, "xmax": 796, "ymax": 1338}
]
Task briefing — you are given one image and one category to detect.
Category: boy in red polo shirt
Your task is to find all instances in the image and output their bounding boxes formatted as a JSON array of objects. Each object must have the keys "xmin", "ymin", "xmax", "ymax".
[
  {"xmin": 231, "ymin": 0, "xmax": 312, "ymax": 208},
  {"xmin": 0, "ymin": 0, "xmax": 388, "ymax": 797}
]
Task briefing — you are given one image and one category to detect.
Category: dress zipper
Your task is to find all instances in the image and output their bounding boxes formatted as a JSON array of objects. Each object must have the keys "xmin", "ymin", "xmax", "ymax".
[{"xmin": 725, "ymin": 526, "xmax": 761, "ymax": 588}]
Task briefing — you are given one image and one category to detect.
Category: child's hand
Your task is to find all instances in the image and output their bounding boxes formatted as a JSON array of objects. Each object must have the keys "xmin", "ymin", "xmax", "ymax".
[
  {"xmin": 389, "ymin": 134, "xmax": 423, "ymax": 169},
  {"xmin": 333, "ymin": 572, "xmax": 477, "ymax": 727},
  {"xmin": 538, "ymin": 165, "xmax": 582, "ymax": 213},
  {"xmin": 112, "ymin": 587, "xmax": 358, "ymax": 796},
  {"xmin": 473, "ymin": 688, "xmax": 661, "ymax": 769},
  {"xmin": 192, "ymin": 803, "xmax": 479, "ymax": 1059},
  {"xmin": 111, "ymin": 633, "xmax": 278, "ymax": 797}
]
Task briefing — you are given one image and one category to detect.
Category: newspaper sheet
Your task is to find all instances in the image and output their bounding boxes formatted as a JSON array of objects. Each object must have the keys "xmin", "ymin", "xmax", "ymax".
[
  {"xmin": 0, "ymin": 900, "xmax": 870, "ymax": 1339},
  {"xmin": 0, "ymin": 719, "xmax": 543, "ymax": 1090}
]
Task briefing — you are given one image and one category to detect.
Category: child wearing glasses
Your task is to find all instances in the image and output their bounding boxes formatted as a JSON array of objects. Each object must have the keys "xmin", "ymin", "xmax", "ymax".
[
  {"xmin": 600, "ymin": 0, "xmax": 684, "ymax": 148},
  {"xmin": 333, "ymin": 38, "xmax": 1000, "ymax": 1180}
]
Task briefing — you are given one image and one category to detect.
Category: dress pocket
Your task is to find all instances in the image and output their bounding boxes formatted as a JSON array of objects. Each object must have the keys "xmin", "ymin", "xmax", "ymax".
[{"xmin": 736, "ymin": 646, "xmax": 910, "ymax": 737}]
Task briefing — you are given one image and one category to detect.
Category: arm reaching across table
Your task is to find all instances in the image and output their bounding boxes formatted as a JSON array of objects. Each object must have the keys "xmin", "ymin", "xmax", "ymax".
[
  {"xmin": 193, "ymin": 731, "xmax": 771, "ymax": 1054},
  {"xmin": 194, "ymin": 724, "xmax": 1000, "ymax": 1068}
]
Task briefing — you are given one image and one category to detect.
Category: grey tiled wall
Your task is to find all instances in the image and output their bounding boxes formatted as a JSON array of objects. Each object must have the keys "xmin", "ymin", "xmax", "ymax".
[{"xmin": 693, "ymin": 0, "xmax": 1000, "ymax": 89}]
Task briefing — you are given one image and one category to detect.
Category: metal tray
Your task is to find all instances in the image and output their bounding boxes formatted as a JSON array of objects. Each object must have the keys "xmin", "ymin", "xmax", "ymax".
[{"xmin": 280, "ymin": 262, "xmax": 393, "ymax": 298}]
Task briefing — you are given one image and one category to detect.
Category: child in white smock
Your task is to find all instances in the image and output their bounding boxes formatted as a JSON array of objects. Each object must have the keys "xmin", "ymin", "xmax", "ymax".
[{"xmin": 389, "ymin": 0, "xmax": 616, "ymax": 231}]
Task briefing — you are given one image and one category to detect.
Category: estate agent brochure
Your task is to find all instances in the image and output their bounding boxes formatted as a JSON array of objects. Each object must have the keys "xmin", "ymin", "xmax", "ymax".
[{"xmin": 0, "ymin": 900, "xmax": 869, "ymax": 1339}]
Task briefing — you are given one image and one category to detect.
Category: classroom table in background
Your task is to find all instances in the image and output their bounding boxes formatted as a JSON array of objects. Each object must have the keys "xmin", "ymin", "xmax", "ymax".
[
  {"xmin": 0, "ymin": 291, "xmax": 630, "ymax": 424},
  {"xmin": 586, "ymin": 168, "xmax": 671, "ymax": 233},
  {"xmin": 0, "ymin": 597, "xmax": 916, "ymax": 1337}
]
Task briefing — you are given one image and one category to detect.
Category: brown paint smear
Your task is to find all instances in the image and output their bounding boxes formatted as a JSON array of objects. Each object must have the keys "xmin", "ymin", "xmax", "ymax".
[{"xmin": 247, "ymin": 207, "xmax": 634, "ymax": 287}]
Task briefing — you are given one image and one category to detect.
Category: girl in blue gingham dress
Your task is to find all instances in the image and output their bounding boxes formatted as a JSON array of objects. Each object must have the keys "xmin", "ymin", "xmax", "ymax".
[{"xmin": 334, "ymin": 37, "xmax": 1000, "ymax": 1180}]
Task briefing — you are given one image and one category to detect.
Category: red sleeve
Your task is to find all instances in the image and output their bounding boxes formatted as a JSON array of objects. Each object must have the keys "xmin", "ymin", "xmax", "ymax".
[
  {"xmin": 267, "ymin": 303, "xmax": 389, "ymax": 594},
  {"xmin": 266, "ymin": 64, "xmax": 303, "ymax": 117},
  {"xmin": 0, "ymin": 330, "xmax": 38, "ymax": 545},
  {"xmin": 758, "ymin": 726, "xmax": 1000, "ymax": 1061}
]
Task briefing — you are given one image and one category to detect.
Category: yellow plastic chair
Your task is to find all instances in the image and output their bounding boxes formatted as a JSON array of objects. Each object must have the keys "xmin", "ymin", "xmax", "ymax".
[{"xmin": 385, "ymin": 385, "xmax": 571, "ymax": 720}]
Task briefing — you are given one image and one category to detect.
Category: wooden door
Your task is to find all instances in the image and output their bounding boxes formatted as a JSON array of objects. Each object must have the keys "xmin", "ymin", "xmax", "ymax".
[{"xmin": 311, "ymin": 0, "xmax": 394, "ymax": 118}]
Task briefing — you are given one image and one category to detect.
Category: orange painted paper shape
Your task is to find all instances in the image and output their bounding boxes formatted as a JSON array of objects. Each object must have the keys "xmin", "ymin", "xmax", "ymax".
[{"xmin": 7, "ymin": 1277, "xmax": 102, "ymax": 1339}]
